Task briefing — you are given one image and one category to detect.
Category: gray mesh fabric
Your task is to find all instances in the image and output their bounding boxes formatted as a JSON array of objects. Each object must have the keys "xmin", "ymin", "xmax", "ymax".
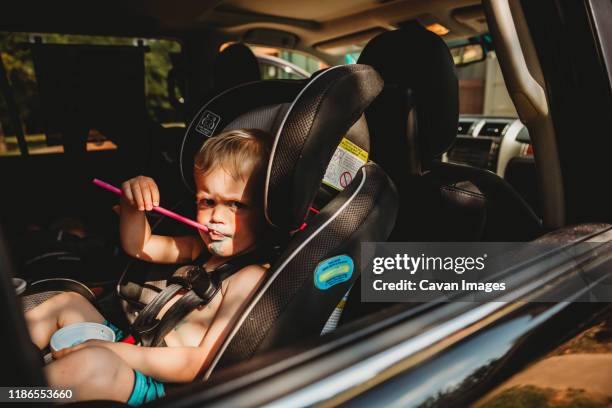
[
  {"xmin": 267, "ymin": 87, "xmax": 325, "ymax": 195},
  {"xmin": 265, "ymin": 65, "xmax": 382, "ymax": 230},
  {"xmin": 180, "ymin": 80, "xmax": 304, "ymax": 194},
  {"xmin": 21, "ymin": 291, "xmax": 63, "ymax": 313},
  {"xmin": 222, "ymin": 104, "xmax": 290, "ymax": 134}
]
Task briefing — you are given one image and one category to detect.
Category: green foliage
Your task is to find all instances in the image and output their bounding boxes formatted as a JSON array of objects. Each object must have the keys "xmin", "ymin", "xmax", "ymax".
[{"xmin": 0, "ymin": 32, "xmax": 39, "ymax": 135}]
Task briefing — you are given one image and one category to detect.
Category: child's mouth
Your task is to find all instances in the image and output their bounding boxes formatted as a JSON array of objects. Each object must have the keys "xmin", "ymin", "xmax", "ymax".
[
  {"xmin": 206, "ymin": 223, "xmax": 233, "ymax": 241},
  {"xmin": 209, "ymin": 230, "xmax": 227, "ymax": 241}
]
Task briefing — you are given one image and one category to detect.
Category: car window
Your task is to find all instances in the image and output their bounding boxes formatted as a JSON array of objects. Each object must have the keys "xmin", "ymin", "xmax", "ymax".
[
  {"xmin": 0, "ymin": 32, "xmax": 181, "ymax": 157},
  {"xmin": 455, "ymin": 51, "xmax": 517, "ymax": 117},
  {"xmin": 247, "ymin": 45, "xmax": 327, "ymax": 79}
]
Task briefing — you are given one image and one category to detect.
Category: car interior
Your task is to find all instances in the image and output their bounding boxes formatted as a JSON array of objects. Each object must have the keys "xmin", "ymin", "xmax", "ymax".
[{"xmin": 0, "ymin": 0, "xmax": 610, "ymax": 405}]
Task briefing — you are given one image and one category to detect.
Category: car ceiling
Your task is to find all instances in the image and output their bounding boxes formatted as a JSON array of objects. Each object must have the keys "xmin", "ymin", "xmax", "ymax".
[{"xmin": 1, "ymin": 0, "xmax": 484, "ymax": 51}]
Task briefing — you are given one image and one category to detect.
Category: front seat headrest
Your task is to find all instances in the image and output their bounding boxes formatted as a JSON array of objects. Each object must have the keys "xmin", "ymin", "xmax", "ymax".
[
  {"xmin": 180, "ymin": 64, "xmax": 383, "ymax": 232},
  {"xmin": 358, "ymin": 24, "xmax": 458, "ymax": 166},
  {"xmin": 213, "ymin": 43, "xmax": 261, "ymax": 92}
]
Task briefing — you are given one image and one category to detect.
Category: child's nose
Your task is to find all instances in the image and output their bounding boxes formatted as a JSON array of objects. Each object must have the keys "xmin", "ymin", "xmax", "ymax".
[{"xmin": 210, "ymin": 204, "xmax": 227, "ymax": 223}]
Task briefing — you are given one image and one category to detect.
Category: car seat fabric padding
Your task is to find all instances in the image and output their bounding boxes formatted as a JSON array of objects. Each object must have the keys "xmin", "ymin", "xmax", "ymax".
[
  {"xmin": 222, "ymin": 103, "xmax": 291, "ymax": 134},
  {"xmin": 21, "ymin": 278, "xmax": 96, "ymax": 312},
  {"xmin": 22, "ymin": 291, "xmax": 64, "ymax": 313},
  {"xmin": 265, "ymin": 65, "xmax": 384, "ymax": 230},
  {"xmin": 210, "ymin": 163, "xmax": 398, "ymax": 374},
  {"xmin": 180, "ymin": 80, "xmax": 305, "ymax": 194}
]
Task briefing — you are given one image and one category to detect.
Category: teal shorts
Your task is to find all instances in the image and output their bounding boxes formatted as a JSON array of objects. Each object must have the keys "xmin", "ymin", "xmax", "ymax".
[
  {"xmin": 127, "ymin": 369, "xmax": 166, "ymax": 406},
  {"xmin": 102, "ymin": 319, "xmax": 126, "ymax": 341},
  {"xmin": 102, "ymin": 320, "xmax": 166, "ymax": 406}
]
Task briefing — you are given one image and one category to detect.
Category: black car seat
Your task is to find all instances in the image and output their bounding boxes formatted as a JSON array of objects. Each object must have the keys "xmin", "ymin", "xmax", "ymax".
[
  {"xmin": 356, "ymin": 24, "xmax": 541, "ymax": 242},
  {"xmin": 21, "ymin": 65, "xmax": 398, "ymax": 381}
]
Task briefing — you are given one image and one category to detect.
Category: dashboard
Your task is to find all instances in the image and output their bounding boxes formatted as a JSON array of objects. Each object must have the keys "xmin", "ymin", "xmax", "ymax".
[{"xmin": 446, "ymin": 115, "xmax": 531, "ymax": 178}]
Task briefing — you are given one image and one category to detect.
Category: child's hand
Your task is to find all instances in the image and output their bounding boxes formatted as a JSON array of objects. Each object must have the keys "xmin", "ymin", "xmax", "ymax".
[{"xmin": 121, "ymin": 175, "xmax": 160, "ymax": 211}]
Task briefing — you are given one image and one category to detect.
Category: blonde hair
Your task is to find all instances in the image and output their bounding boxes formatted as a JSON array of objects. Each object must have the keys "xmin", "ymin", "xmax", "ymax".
[{"xmin": 194, "ymin": 128, "xmax": 272, "ymax": 198}]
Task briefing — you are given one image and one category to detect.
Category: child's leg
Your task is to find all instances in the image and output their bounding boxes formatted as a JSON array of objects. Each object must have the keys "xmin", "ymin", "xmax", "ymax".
[
  {"xmin": 44, "ymin": 346, "xmax": 134, "ymax": 403},
  {"xmin": 25, "ymin": 292, "xmax": 104, "ymax": 349}
]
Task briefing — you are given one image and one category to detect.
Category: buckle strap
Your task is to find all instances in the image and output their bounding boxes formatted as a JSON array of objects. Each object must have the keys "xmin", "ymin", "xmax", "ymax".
[
  {"xmin": 168, "ymin": 266, "xmax": 219, "ymax": 300},
  {"xmin": 150, "ymin": 290, "xmax": 214, "ymax": 347},
  {"xmin": 131, "ymin": 283, "xmax": 183, "ymax": 330},
  {"xmin": 131, "ymin": 247, "xmax": 271, "ymax": 347}
]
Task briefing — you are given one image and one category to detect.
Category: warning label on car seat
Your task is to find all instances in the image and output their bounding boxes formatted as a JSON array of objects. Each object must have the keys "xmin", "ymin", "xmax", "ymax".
[{"xmin": 322, "ymin": 138, "xmax": 368, "ymax": 191}]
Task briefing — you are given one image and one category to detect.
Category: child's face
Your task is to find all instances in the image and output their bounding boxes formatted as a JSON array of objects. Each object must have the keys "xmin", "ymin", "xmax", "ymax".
[{"xmin": 194, "ymin": 167, "xmax": 263, "ymax": 259}]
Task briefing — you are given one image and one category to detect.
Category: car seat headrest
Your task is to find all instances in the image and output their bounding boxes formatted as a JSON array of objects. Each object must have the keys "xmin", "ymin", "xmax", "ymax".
[
  {"xmin": 358, "ymin": 25, "xmax": 458, "ymax": 168},
  {"xmin": 180, "ymin": 79, "xmax": 304, "ymax": 194},
  {"xmin": 213, "ymin": 43, "xmax": 261, "ymax": 92},
  {"xmin": 180, "ymin": 64, "xmax": 383, "ymax": 232},
  {"xmin": 264, "ymin": 64, "xmax": 382, "ymax": 230}
]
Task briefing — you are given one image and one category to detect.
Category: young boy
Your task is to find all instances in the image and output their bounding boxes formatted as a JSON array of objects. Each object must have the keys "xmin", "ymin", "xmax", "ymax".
[{"xmin": 24, "ymin": 128, "xmax": 273, "ymax": 405}]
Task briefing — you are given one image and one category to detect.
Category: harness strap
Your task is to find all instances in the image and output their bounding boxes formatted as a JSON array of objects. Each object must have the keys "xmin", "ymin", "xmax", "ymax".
[
  {"xmin": 150, "ymin": 290, "xmax": 216, "ymax": 346},
  {"xmin": 130, "ymin": 258, "xmax": 211, "ymax": 334},
  {"xmin": 211, "ymin": 248, "xmax": 271, "ymax": 282},
  {"xmin": 131, "ymin": 247, "xmax": 272, "ymax": 347},
  {"xmin": 131, "ymin": 282, "xmax": 184, "ymax": 330}
]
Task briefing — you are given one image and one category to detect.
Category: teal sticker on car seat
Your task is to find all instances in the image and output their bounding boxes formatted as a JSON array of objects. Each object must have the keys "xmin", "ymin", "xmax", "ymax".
[{"xmin": 314, "ymin": 255, "xmax": 354, "ymax": 290}]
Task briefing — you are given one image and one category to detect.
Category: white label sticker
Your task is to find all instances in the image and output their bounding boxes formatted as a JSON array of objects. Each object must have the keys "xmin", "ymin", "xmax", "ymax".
[{"xmin": 322, "ymin": 138, "xmax": 368, "ymax": 191}]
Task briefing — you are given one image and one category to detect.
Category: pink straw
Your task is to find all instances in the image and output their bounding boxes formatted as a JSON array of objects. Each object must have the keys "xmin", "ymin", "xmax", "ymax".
[{"xmin": 92, "ymin": 178, "xmax": 209, "ymax": 232}]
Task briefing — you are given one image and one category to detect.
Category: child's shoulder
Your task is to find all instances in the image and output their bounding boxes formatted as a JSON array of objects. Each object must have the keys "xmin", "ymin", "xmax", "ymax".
[
  {"xmin": 223, "ymin": 263, "xmax": 268, "ymax": 295},
  {"xmin": 235, "ymin": 263, "xmax": 268, "ymax": 280}
]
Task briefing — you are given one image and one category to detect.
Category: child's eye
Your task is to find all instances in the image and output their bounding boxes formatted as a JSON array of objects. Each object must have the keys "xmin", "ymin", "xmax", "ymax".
[
  {"xmin": 198, "ymin": 198, "xmax": 215, "ymax": 208},
  {"xmin": 230, "ymin": 201, "xmax": 247, "ymax": 210}
]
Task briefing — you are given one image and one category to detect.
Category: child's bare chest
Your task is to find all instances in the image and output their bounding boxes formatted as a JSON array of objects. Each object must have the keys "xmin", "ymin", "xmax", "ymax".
[{"xmin": 154, "ymin": 282, "xmax": 226, "ymax": 347}]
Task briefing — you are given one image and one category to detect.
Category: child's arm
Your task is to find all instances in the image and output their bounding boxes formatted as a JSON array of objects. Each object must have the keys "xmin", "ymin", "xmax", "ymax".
[
  {"xmin": 52, "ymin": 340, "xmax": 203, "ymax": 382},
  {"xmin": 54, "ymin": 341, "xmax": 206, "ymax": 382},
  {"xmin": 193, "ymin": 264, "xmax": 267, "ymax": 373},
  {"xmin": 119, "ymin": 175, "xmax": 204, "ymax": 264}
]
